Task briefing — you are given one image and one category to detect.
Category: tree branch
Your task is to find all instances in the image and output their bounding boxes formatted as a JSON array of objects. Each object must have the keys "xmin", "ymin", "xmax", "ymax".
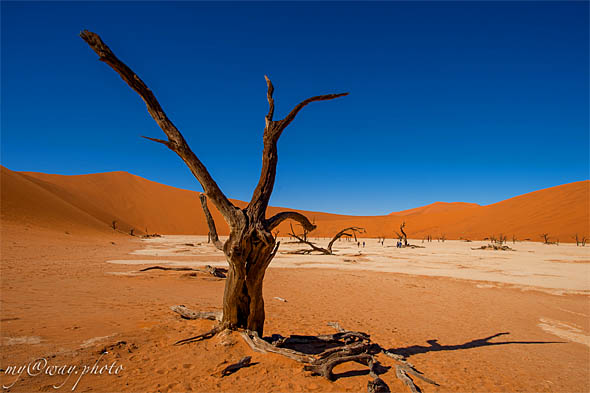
[
  {"xmin": 80, "ymin": 30, "xmax": 237, "ymax": 226},
  {"xmin": 278, "ymin": 92, "xmax": 349, "ymax": 135},
  {"xmin": 199, "ymin": 194, "xmax": 224, "ymax": 251},
  {"xmin": 247, "ymin": 76, "xmax": 348, "ymax": 221},
  {"xmin": 264, "ymin": 75, "xmax": 274, "ymax": 126},
  {"xmin": 265, "ymin": 211, "xmax": 316, "ymax": 232}
]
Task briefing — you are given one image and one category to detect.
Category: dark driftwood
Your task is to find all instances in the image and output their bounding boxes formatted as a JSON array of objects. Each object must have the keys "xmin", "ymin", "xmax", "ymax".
[{"xmin": 81, "ymin": 30, "xmax": 345, "ymax": 336}]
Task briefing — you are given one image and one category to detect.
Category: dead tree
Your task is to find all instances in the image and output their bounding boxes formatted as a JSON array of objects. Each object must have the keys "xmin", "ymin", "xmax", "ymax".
[
  {"xmin": 81, "ymin": 30, "xmax": 347, "ymax": 336},
  {"xmin": 289, "ymin": 219, "xmax": 315, "ymax": 243},
  {"xmin": 399, "ymin": 221, "xmax": 408, "ymax": 246},
  {"xmin": 129, "ymin": 228, "xmax": 134, "ymax": 236},
  {"xmin": 540, "ymin": 233, "xmax": 550, "ymax": 244},
  {"xmin": 288, "ymin": 224, "xmax": 365, "ymax": 255},
  {"xmin": 111, "ymin": 220, "xmax": 117, "ymax": 230},
  {"xmin": 512, "ymin": 235, "xmax": 517, "ymax": 244}
]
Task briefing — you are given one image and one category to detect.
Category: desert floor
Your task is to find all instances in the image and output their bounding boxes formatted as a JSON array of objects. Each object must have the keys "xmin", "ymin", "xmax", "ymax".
[{"xmin": 1, "ymin": 226, "xmax": 589, "ymax": 392}]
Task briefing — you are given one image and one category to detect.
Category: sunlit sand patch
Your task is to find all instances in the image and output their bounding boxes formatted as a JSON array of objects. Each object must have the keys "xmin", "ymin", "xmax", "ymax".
[
  {"xmin": 1, "ymin": 336, "xmax": 42, "ymax": 345},
  {"xmin": 112, "ymin": 235, "xmax": 590, "ymax": 295},
  {"xmin": 538, "ymin": 318, "xmax": 590, "ymax": 347}
]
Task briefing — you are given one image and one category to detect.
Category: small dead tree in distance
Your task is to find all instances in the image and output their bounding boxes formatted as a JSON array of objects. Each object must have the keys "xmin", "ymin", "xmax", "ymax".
[
  {"xmin": 287, "ymin": 223, "xmax": 365, "ymax": 255},
  {"xmin": 81, "ymin": 30, "xmax": 347, "ymax": 336},
  {"xmin": 399, "ymin": 221, "xmax": 408, "ymax": 246}
]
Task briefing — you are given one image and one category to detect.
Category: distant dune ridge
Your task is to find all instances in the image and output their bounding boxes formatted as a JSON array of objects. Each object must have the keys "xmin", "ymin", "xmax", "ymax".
[{"xmin": 1, "ymin": 166, "xmax": 588, "ymax": 242}]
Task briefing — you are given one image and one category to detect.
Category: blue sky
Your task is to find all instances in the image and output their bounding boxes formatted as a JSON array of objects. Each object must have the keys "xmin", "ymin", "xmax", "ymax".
[{"xmin": 1, "ymin": 1, "xmax": 588, "ymax": 215}]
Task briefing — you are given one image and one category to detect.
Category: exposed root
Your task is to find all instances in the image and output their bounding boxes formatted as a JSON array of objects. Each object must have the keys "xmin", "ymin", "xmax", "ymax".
[
  {"xmin": 240, "ymin": 330, "xmax": 315, "ymax": 362},
  {"xmin": 169, "ymin": 305, "xmax": 436, "ymax": 393},
  {"xmin": 305, "ymin": 352, "xmax": 373, "ymax": 381},
  {"xmin": 174, "ymin": 324, "xmax": 224, "ymax": 346},
  {"xmin": 140, "ymin": 265, "xmax": 227, "ymax": 278},
  {"xmin": 170, "ymin": 305, "xmax": 222, "ymax": 321},
  {"xmin": 396, "ymin": 365, "xmax": 420, "ymax": 393},
  {"xmin": 368, "ymin": 375, "xmax": 390, "ymax": 393},
  {"xmin": 237, "ymin": 321, "xmax": 437, "ymax": 393}
]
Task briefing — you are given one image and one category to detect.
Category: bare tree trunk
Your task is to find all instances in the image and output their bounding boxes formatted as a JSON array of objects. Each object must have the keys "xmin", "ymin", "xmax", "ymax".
[
  {"xmin": 399, "ymin": 221, "xmax": 408, "ymax": 246},
  {"xmin": 81, "ymin": 30, "xmax": 346, "ymax": 336}
]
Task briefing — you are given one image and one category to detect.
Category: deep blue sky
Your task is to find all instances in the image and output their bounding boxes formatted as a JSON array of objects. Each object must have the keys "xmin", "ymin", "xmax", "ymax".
[{"xmin": 1, "ymin": 2, "xmax": 588, "ymax": 215}]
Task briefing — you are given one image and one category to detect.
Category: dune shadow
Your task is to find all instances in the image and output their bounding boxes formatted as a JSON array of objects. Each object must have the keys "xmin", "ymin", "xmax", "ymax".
[{"xmin": 387, "ymin": 332, "xmax": 564, "ymax": 358}]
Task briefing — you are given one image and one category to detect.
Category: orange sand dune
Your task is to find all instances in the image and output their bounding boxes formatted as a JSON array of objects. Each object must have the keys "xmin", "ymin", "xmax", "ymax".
[
  {"xmin": 2, "ymin": 166, "xmax": 588, "ymax": 242},
  {"xmin": 389, "ymin": 201, "xmax": 480, "ymax": 217}
]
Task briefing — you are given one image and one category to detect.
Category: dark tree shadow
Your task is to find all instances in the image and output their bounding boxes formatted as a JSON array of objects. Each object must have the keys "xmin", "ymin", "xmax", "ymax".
[{"xmin": 387, "ymin": 332, "xmax": 564, "ymax": 358}]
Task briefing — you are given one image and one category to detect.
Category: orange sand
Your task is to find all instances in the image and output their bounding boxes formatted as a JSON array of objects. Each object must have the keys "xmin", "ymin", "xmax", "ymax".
[
  {"xmin": 1, "ymin": 226, "xmax": 588, "ymax": 392},
  {"xmin": 1, "ymin": 167, "xmax": 589, "ymax": 392},
  {"xmin": 3, "ymin": 166, "xmax": 588, "ymax": 242}
]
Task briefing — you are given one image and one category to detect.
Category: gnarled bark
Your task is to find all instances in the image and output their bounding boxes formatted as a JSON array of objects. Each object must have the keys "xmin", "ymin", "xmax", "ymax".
[{"xmin": 81, "ymin": 30, "xmax": 344, "ymax": 336}]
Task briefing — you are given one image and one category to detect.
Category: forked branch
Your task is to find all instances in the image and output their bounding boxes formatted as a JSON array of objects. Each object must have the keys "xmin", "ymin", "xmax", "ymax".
[
  {"xmin": 247, "ymin": 75, "xmax": 348, "ymax": 221},
  {"xmin": 80, "ymin": 30, "xmax": 237, "ymax": 226}
]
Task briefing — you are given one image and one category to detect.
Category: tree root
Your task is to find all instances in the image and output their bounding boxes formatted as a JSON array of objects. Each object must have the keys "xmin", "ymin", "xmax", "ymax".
[
  {"xmin": 170, "ymin": 307, "xmax": 437, "ymax": 393},
  {"xmin": 170, "ymin": 305, "xmax": 222, "ymax": 321},
  {"xmin": 174, "ymin": 324, "xmax": 224, "ymax": 346},
  {"xmin": 139, "ymin": 265, "xmax": 227, "ymax": 278},
  {"xmin": 240, "ymin": 322, "xmax": 437, "ymax": 393}
]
